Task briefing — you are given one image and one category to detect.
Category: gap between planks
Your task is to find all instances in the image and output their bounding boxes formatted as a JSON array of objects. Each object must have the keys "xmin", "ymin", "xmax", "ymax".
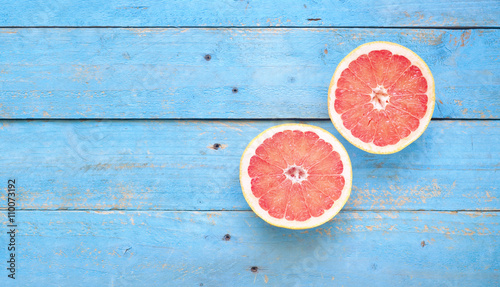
[
  {"xmin": 0, "ymin": 118, "xmax": 498, "ymax": 121},
  {"xmin": 0, "ymin": 26, "xmax": 499, "ymax": 29},
  {"xmin": 2, "ymin": 209, "xmax": 499, "ymax": 212}
]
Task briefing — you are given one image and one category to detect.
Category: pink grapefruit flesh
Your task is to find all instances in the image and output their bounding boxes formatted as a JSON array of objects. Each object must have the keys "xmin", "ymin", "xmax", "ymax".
[
  {"xmin": 240, "ymin": 124, "xmax": 352, "ymax": 229},
  {"xmin": 328, "ymin": 42, "xmax": 435, "ymax": 154}
]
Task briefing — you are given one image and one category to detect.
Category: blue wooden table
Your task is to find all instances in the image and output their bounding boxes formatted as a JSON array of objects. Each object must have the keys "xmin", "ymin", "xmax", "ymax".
[{"xmin": 1, "ymin": 1, "xmax": 499, "ymax": 286}]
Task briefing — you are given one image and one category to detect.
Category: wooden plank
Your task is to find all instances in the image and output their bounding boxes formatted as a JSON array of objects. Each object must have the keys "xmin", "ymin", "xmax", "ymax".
[
  {"xmin": 0, "ymin": 28, "xmax": 498, "ymax": 119},
  {"xmin": 0, "ymin": 120, "xmax": 498, "ymax": 211},
  {"xmin": 1, "ymin": 211, "xmax": 498, "ymax": 286},
  {"xmin": 0, "ymin": 0, "xmax": 498, "ymax": 27}
]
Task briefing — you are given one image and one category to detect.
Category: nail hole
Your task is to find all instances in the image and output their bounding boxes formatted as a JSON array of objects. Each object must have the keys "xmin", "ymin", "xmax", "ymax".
[
  {"xmin": 223, "ymin": 234, "xmax": 231, "ymax": 241},
  {"xmin": 250, "ymin": 266, "xmax": 258, "ymax": 273},
  {"xmin": 204, "ymin": 54, "xmax": 211, "ymax": 61},
  {"xmin": 213, "ymin": 143, "xmax": 221, "ymax": 150},
  {"xmin": 232, "ymin": 87, "xmax": 238, "ymax": 93}
]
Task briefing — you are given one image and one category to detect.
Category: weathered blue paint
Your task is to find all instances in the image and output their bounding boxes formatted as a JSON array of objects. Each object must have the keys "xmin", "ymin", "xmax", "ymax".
[
  {"xmin": 0, "ymin": 0, "xmax": 498, "ymax": 27},
  {"xmin": 0, "ymin": 120, "xmax": 497, "ymax": 211},
  {"xmin": 0, "ymin": 211, "xmax": 498, "ymax": 287},
  {"xmin": 0, "ymin": 28, "xmax": 498, "ymax": 119}
]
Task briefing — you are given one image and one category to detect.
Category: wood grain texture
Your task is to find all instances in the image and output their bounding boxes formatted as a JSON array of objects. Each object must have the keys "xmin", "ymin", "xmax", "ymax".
[
  {"xmin": 0, "ymin": 1, "xmax": 498, "ymax": 285},
  {"xmin": 0, "ymin": 28, "xmax": 498, "ymax": 119},
  {"xmin": 0, "ymin": 0, "xmax": 498, "ymax": 27},
  {"xmin": 1, "ymin": 120, "xmax": 497, "ymax": 211},
  {"xmin": 1, "ymin": 211, "xmax": 498, "ymax": 286}
]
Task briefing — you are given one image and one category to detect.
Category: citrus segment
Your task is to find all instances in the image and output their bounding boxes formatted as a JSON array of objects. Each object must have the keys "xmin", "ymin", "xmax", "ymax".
[
  {"xmin": 307, "ymin": 151, "xmax": 343, "ymax": 175},
  {"xmin": 248, "ymin": 156, "xmax": 282, "ymax": 177},
  {"xmin": 334, "ymin": 89, "xmax": 371, "ymax": 114},
  {"xmin": 328, "ymin": 42, "xmax": 435, "ymax": 154},
  {"xmin": 307, "ymin": 175, "xmax": 344, "ymax": 200},
  {"xmin": 240, "ymin": 124, "xmax": 352, "ymax": 229},
  {"xmin": 250, "ymin": 175, "xmax": 286, "ymax": 198}
]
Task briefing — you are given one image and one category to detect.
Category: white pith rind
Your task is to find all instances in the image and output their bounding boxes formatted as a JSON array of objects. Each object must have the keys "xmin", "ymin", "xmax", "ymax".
[
  {"xmin": 328, "ymin": 41, "xmax": 435, "ymax": 154},
  {"xmin": 240, "ymin": 124, "xmax": 352, "ymax": 230}
]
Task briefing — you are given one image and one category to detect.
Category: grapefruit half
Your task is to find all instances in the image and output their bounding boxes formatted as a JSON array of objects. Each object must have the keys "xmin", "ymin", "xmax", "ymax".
[
  {"xmin": 328, "ymin": 42, "xmax": 435, "ymax": 154},
  {"xmin": 240, "ymin": 124, "xmax": 352, "ymax": 229}
]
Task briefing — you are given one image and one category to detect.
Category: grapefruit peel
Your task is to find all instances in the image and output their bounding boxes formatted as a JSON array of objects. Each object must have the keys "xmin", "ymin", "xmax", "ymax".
[
  {"xmin": 240, "ymin": 124, "xmax": 352, "ymax": 229},
  {"xmin": 328, "ymin": 41, "xmax": 435, "ymax": 154}
]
